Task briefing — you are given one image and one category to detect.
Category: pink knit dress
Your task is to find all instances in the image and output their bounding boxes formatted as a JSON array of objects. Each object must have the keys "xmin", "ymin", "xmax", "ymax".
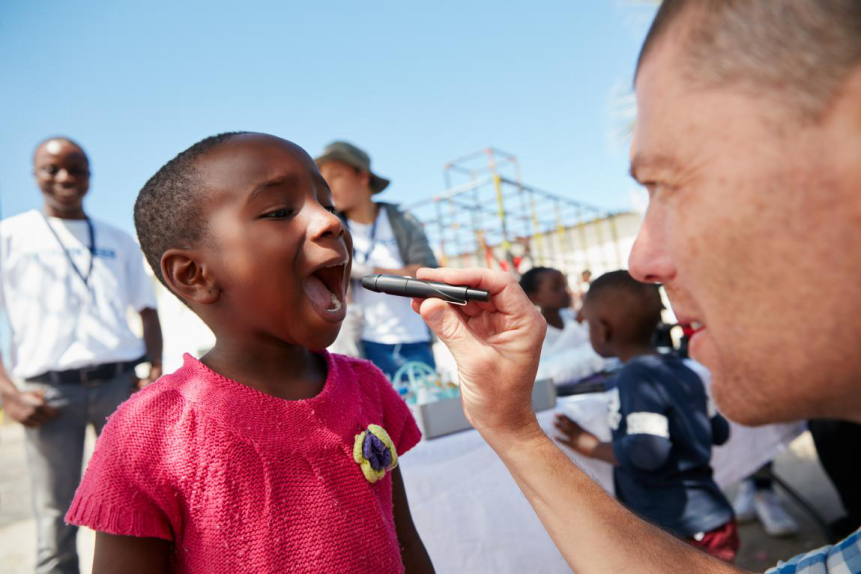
[{"xmin": 66, "ymin": 352, "xmax": 421, "ymax": 573}]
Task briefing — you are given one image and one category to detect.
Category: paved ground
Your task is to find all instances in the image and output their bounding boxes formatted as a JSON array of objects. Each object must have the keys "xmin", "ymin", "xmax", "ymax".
[
  {"xmin": 0, "ymin": 416, "xmax": 849, "ymax": 573},
  {"xmin": 0, "ymin": 420, "xmax": 96, "ymax": 574}
]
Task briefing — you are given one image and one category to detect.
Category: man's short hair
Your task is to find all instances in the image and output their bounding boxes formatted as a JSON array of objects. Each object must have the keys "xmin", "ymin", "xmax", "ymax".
[
  {"xmin": 134, "ymin": 132, "xmax": 251, "ymax": 289},
  {"xmin": 585, "ymin": 270, "xmax": 664, "ymax": 344},
  {"xmin": 636, "ymin": 0, "xmax": 861, "ymax": 120},
  {"xmin": 33, "ymin": 136, "xmax": 88, "ymax": 163}
]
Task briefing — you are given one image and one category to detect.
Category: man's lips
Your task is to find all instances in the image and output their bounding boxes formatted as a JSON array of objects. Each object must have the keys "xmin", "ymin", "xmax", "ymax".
[
  {"xmin": 50, "ymin": 187, "xmax": 83, "ymax": 201},
  {"xmin": 676, "ymin": 315, "xmax": 706, "ymax": 335}
]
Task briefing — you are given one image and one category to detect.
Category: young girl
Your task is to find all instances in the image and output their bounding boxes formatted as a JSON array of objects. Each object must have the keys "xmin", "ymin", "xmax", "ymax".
[{"xmin": 66, "ymin": 132, "xmax": 434, "ymax": 573}]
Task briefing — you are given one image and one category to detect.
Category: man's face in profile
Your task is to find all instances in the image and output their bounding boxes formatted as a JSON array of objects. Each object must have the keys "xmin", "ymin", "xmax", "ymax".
[{"xmin": 628, "ymin": 34, "xmax": 861, "ymax": 426}]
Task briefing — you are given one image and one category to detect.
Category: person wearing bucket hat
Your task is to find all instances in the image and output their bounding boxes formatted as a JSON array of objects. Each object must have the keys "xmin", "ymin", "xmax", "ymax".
[
  {"xmin": 316, "ymin": 141, "xmax": 391, "ymax": 195},
  {"xmin": 317, "ymin": 141, "xmax": 438, "ymax": 379}
]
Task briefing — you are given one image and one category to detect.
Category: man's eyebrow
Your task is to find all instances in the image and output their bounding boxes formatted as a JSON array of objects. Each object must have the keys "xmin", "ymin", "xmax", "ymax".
[
  {"xmin": 629, "ymin": 154, "xmax": 679, "ymax": 183},
  {"xmin": 246, "ymin": 173, "xmax": 298, "ymax": 205}
]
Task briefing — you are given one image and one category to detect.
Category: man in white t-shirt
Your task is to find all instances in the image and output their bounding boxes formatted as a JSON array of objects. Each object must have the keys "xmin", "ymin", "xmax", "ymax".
[
  {"xmin": 317, "ymin": 141, "xmax": 438, "ymax": 379},
  {"xmin": 0, "ymin": 137, "xmax": 163, "ymax": 574}
]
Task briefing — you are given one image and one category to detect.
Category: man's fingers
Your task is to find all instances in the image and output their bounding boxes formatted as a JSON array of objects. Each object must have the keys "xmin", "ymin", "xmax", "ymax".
[
  {"xmin": 459, "ymin": 302, "xmax": 487, "ymax": 318},
  {"xmin": 419, "ymin": 298, "xmax": 476, "ymax": 351},
  {"xmin": 554, "ymin": 414, "xmax": 575, "ymax": 429},
  {"xmin": 416, "ymin": 267, "xmax": 515, "ymax": 296},
  {"xmin": 412, "ymin": 297, "xmax": 492, "ymax": 317},
  {"xmin": 30, "ymin": 407, "xmax": 59, "ymax": 425},
  {"xmin": 417, "ymin": 267, "xmax": 539, "ymax": 322},
  {"xmin": 25, "ymin": 411, "xmax": 51, "ymax": 426},
  {"xmin": 37, "ymin": 404, "xmax": 60, "ymax": 418}
]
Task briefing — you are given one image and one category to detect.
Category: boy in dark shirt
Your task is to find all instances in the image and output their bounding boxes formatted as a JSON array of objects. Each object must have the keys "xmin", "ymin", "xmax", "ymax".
[{"xmin": 554, "ymin": 270, "xmax": 738, "ymax": 562}]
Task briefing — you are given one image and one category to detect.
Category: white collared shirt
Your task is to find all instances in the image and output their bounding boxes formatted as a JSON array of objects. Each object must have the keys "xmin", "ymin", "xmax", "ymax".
[{"xmin": 0, "ymin": 210, "xmax": 156, "ymax": 379}]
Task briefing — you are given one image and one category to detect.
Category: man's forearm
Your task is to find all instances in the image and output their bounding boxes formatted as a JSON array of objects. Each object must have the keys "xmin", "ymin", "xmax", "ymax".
[
  {"xmin": 485, "ymin": 426, "xmax": 749, "ymax": 574},
  {"xmin": 140, "ymin": 308, "xmax": 163, "ymax": 367}
]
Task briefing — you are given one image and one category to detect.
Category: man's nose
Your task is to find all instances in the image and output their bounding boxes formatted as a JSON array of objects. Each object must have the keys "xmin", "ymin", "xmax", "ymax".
[
  {"xmin": 628, "ymin": 204, "xmax": 676, "ymax": 284},
  {"xmin": 54, "ymin": 169, "xmax": 76, "ymax": 184}
]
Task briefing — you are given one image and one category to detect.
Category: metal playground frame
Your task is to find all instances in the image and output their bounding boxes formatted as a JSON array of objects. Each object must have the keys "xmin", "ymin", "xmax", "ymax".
[{"xmin": 406, "ymin": 148, "xmax": 633, "ymax": 278}]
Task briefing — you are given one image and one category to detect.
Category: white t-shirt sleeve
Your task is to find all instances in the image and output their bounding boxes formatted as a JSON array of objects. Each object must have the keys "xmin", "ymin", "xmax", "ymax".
[{"xmin": 125, "ymin": 236, "xmax": 157, "ymax": 312}]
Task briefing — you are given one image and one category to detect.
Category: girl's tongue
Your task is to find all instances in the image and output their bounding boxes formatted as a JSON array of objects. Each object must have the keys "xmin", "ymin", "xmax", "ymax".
[{"xmin": 304, "ymin": 275, "xmax": 342, "ymax": 312}]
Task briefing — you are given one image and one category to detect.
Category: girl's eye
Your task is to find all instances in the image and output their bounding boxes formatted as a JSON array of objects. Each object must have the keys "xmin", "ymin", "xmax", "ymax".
[
  {"xmin": 324, "ymin": 205, "xmax": 336, "ymax": 214},
  {"xmin": 262, "ymin": 208, "xmax": 295, "ymax": 219}
]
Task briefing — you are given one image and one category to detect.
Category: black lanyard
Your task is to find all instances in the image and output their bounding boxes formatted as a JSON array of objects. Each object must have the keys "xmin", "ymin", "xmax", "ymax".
[{"xmin": 42, "ymin": 213, "xmax": 96, "ymax": 288}]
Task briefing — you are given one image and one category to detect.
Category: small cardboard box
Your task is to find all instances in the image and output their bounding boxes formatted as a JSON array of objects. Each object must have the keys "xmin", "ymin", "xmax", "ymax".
[{"xmin": 409, "ymin": 379, "xmax": 557, "ymax": 440}]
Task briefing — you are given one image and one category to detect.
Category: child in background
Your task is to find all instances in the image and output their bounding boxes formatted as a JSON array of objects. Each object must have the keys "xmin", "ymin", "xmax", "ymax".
[
  {"xmin": 554, "ymin": 270, "xmax": 738, "ymax": 562},
  {"xmin": 520, "ymin": 267, "xmax": 607, "ymax": 385},
  {"xmin": 65, "ymin": 133, "xmax": 434, "ymax": 574}
]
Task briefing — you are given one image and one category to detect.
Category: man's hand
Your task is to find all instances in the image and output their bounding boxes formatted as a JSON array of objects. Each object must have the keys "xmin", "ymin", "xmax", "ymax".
[
  {"xmin": 411, "ymin": 268, "xmax": 547, "ymax": 445},
  {"xmin": 554, "ymin": 414, "xmax": 601, "ymax": 456},
  {"xmin": 136, "ymin": 363, "xmax": 163, "ymax": 390},
  {"xmin": 1, "ymin": 389, "xmax": 59, "ymax": 427}
]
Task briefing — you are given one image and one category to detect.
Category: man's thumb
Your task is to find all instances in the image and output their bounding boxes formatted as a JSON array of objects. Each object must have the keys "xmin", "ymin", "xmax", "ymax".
[{"xmin": 420, "ymin": 299, "xmax": 469, "ymax": 349}]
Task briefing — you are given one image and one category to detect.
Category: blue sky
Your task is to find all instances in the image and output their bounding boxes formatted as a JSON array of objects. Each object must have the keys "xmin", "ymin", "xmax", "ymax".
[{"xmin": 0, "ymin": 1, "xmax": 657, "ymax": 234}]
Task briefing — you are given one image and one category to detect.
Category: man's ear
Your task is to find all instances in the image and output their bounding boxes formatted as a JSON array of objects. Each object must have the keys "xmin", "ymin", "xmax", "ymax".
[
  {"xmin": 359, "ymin": 170, "xmax": 372, "ymax": 190},
  {"xmin": 161, "ymin": 249, "xmax": 220, "ymax": 305}
]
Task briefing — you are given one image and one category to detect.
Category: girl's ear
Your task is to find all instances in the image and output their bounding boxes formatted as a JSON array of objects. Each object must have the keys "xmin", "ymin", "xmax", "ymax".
[{"xmin": 161, "ymin": 249, "xmax": 220, "ymax": 306}]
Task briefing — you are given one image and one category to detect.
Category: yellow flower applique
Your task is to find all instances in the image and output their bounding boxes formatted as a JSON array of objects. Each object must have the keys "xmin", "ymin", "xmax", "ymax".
[{"xmin": 353, "ymin": 424, "xmax": 398, "ymax": 483}]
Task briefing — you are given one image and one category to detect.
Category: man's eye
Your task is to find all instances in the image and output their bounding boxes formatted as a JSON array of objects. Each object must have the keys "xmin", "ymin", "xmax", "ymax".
[
  {"xmin": 262, "ymin": 208, "xmax": 295, "ymax": 219},
  {"xmin": 42, "ymin": 166, "xmax": 58, "ymax": 175},
  {"xmin": 324, "ymin": 205, "xmax": 337, "ymax": 214}
]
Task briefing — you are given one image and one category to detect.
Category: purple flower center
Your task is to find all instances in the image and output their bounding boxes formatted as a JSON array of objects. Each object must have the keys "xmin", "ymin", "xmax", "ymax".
[{"xmin": 363, "ymin": 432, "xmax": 392, "ymax": 472}]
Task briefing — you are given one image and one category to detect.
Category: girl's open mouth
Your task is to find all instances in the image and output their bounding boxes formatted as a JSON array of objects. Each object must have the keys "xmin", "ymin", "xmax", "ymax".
[{"xmin": 304, "ymin": 263, "xmax": 347, "ymax": 319}]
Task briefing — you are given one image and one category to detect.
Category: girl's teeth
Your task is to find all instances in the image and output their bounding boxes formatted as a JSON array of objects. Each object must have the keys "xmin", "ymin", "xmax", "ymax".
[{"xmin": 691, "ymin": 321, "xmax": 704, "ymax": 331}]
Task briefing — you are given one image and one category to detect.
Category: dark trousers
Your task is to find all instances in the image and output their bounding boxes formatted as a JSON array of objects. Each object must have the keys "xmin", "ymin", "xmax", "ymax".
[{"xmin": 808, "ymin": 419, "xmax": 861, "ymax": 539}]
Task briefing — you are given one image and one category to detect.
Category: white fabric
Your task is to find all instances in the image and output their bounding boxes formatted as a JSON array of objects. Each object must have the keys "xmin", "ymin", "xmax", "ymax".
[
  {"xmin": 542, "ymin": 309, "xmax": 586, "ymax": 352},
  {"xmin": 607, "ymin": 387, "xmax": 622, "ymax": 430},
  {"xmin": 625, "ymin": 412, "xmax": 671, "ymax": 438},
  {"xmin": 401, "ymin": 411, "xmax": 605, "ymax": 574},
  {"xmin": 536, "ymin": 310, "xmax": 607, "ymax": 385},
  {"xmin": 0, "ymin": 210, "xmax": 156, "ymax": 379},
  {"xmin": 350, "ymin": 208, "xmax": 430, "ymax": 344}
]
